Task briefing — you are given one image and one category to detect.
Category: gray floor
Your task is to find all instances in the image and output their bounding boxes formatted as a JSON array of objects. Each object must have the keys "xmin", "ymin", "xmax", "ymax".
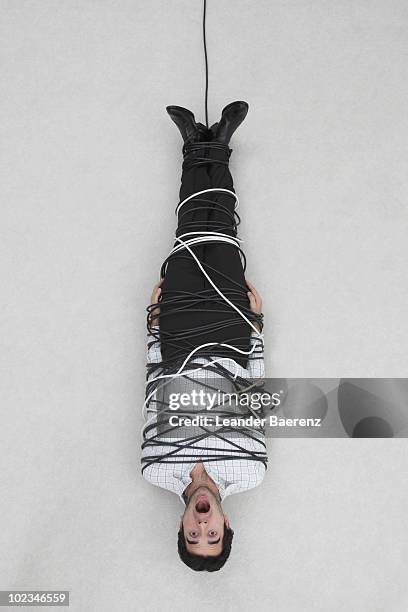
[{"xmin": 1, "ymin": 1, "xmax": 407, "ymax": 610}]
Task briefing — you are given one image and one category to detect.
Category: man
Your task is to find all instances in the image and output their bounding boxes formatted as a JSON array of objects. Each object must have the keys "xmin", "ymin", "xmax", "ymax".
[{"xmin": 141, "ymin": 101, "xmax": 267, "ymax": 571}]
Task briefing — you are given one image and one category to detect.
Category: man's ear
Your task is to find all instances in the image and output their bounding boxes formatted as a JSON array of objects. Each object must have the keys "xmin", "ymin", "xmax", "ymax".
[
  {"xmin": 179, "ymin": 517, "xmax": 183, "ymax": 529},
  {"xmin": 224, "ymin": 515, "xmax": 231, "ymax": 529}
]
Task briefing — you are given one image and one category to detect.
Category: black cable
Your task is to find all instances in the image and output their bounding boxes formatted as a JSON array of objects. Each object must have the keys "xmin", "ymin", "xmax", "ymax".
[{"xmin": 203, "ymin": 0, "xmax": 209, "ymax": 128}]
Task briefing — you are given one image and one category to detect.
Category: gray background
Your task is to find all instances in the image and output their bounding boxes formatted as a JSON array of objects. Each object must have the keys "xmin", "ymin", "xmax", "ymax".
[{"xmin": 1, "ymin": 1, "xmax": 407, "ymax": 610}]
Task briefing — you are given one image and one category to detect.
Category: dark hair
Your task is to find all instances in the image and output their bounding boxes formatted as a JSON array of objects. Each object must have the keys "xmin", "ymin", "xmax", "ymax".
[{"xmin": 177, "ymin": 524, "xmax": 234, "ymax": 572}]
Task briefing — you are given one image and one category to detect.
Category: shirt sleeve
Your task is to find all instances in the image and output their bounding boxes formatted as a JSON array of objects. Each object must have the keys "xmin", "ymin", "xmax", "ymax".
[
  {"xmin": 222, "ymin": 461, "xmax": 267, "ymax": 499},
  {"xmin": 247, "ymin": 331, "xmax": 265, "ymax": 379},
  {"xmin": 146, "ymin": 326, "xmax": 162, "ymax": 366},
  {"xmin": 142, "ymin": 463, "xmax": 189, "ymax": 502}
]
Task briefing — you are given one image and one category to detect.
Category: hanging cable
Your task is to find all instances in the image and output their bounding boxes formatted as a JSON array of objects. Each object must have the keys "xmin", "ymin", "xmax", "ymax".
[{"xmin": 203, "ymin": 0, "xmax": 209, "ymax": 128}]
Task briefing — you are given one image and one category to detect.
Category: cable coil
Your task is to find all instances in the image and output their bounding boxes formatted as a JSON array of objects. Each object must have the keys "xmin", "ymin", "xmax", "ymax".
[{"xmin": 141, "ymin": 143, "xmax": 268, "ymax": 473}]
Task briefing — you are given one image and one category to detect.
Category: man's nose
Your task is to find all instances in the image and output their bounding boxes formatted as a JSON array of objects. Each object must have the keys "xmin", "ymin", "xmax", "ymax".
[{"xmin": 198, "ymin": 519, "xmax": 207, "ymax": 524}]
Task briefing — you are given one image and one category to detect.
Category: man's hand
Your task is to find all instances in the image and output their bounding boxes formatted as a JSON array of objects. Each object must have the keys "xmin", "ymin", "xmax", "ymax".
[
  {"xmin": 150, "ymin": 279, "xmax": 164, "ymax": 327},
  {"xmin": 246, "ymin": 278, "xmax": 263, "ymax": 332}
]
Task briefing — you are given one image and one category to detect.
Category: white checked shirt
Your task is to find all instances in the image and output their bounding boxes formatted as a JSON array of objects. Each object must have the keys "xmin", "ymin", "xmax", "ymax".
[{"xmin": 141, "ymin": 329, "xmax": 266, "ymax": 504}]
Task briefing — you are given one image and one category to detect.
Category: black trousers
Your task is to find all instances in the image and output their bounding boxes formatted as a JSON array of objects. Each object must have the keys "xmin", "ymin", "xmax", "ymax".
[{"xmin": 159, "ymin": 144, "xmax": 251, "ymax": 368}]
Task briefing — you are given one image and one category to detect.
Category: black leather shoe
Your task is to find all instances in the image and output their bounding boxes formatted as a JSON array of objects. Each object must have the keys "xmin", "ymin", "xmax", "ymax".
[
  {"xmin": 166, "ymin": 105, "xmax": 199, "ymax": 143},
  {"xmin": 214, "ymin": 101, "xmax": 249, "ymax": 145}
]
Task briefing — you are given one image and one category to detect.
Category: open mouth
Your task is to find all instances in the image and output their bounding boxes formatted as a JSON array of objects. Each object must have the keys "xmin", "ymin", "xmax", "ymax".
[{"xmin": 195, "ymin": 499, "xmax": 210, "ymax": 513}]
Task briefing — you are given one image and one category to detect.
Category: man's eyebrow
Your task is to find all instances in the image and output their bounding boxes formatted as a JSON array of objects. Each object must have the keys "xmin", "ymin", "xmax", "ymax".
[{"xmin": 186, "ymin": 537, "xmax": 221, "ymax": 545}]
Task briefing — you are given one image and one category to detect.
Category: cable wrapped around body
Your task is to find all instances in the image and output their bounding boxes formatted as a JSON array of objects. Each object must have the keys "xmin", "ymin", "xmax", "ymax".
[{"xmin": 141, "ymin": 142, "xmax": 268, "ymax": 472}]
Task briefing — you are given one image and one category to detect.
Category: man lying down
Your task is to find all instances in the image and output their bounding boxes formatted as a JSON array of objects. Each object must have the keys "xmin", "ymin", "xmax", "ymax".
[{"xmin": 141, "ymin": 101, "xmax": 268, "ymax": 571}]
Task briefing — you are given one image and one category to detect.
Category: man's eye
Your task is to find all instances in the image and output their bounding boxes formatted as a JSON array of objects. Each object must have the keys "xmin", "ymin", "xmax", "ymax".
[
  {"xmin": 190, "ymin": 531, "xmax": 198, "ymax": 538},
  {"xmin": 208, "ymin": 530, "xmax": 217, "ymax": 537}
]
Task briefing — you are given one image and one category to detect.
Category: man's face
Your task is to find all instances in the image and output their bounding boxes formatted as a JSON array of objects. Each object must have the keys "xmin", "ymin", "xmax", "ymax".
[{"xmin": 181, "ymin": 485, "xmax": 230, "ymax": 556}]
